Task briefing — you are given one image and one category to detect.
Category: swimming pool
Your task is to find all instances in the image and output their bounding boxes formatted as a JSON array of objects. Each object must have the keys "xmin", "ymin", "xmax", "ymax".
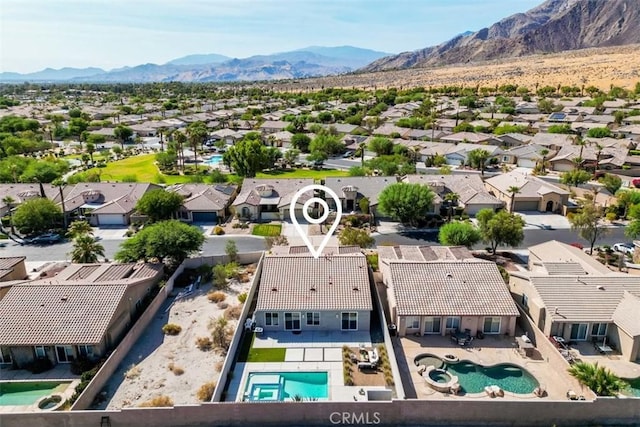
[
  {"xmin": 621, "ymin": 377, "xmax": 640, "ymax": 397},
  {"xmin": 244, "ymin": 372, "xmax": 328, "ymax": 401},
  {"xmin": 204, "ymin": 154, "xmax": 223, "ymax": 167},
  {"xmin": 0, "ymin": 381, "xmax": 71, "ymax": 406},
  {"xmin": 415, "ymin": 354, "xmax": 539, "ymax": 394}
]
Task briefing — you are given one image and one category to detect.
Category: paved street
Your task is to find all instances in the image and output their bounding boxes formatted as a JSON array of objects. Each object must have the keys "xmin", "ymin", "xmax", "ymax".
[{"xmin": 1, "ymin": 235, "xmax": 267, "ymax": 262}]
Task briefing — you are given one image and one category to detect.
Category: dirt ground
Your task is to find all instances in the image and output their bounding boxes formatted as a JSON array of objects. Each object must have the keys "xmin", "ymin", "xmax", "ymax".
[
  {"xmin": 345, "ymin": 347, "xmax": 387, "ymax": 387},
  {"xmin": 100, "ymin": 266, "xmax": 254, "ymax": 409}
]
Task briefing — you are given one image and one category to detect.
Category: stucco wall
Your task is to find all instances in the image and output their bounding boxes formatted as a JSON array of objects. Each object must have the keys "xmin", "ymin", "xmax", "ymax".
[
  {"xmin": 255, "ymin": 310, "xmax": 371, "ymax": 332},
  {"xmin": 2, "ymin": 398, "xmax": 640, "ymax": 427},
  {"xmin": 610, "ymin": 324, "xmax": 640, "ymax": 362}
]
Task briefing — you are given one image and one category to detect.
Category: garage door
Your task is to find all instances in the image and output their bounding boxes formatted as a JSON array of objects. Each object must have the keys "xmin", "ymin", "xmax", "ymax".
[
  {"xmin": 98, "ymin": 214, "xmax": 126, "ymax": 225},
  {"xmin": 514, "ymin": 201, "xmax": 538, "ymax": 211},
  {"xmin": 192, "ymin": 211, "xmax": 218, "ymax": 223}
]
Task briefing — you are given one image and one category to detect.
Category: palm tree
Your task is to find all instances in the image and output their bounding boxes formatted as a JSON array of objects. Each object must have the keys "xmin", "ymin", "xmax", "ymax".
[
  {"xmin": 70, "ymin": 234, "xmax": 105, "ymax": 263},
  {"xmin": 2, "ymin": 196, "xmax": 16, "ymax": 234},
  {"xmin": 186, "ymin": 121, "xmax": 208, "ymax": 171},
  {"xmin": 594, "ymin": 143, "xmax": 604, "ymax": 172},
  {"xmin": 174, "ymin": 131, "xmax": 187, "ymax": 172},
  {"xmin": 507, "ymin": 186, "xmax": 521, "ymax": 213},
  {"xmin": 539, "ymin": 148, "xmax": 549, "ymax": 174},
  {"xmin": 572, "ymin": 135, "xmax": 586, "ymax": 170},
  {"xmin": 568, "ymin": 362, "xmax": 626, "ymax": 397},
  {"xmin": 444, "ymin": 192, "xmax": 459, "ymax": 221},
  {"xmin": 468, "ymin": 149, "xmax": 490, "ymax": 176},
  {"xmin": 86, "ymin": 142, "xmax": 96, "ymax": 165},
  {"xmin": 67, "ymin": 220, "xmax": 93, "ymax": 239}
]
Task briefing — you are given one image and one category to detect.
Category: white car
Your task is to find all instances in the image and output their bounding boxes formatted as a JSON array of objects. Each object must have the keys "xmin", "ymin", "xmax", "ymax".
[{"xmin": 612, "ymin": 243, "xmax": 635, "ymax": 255}]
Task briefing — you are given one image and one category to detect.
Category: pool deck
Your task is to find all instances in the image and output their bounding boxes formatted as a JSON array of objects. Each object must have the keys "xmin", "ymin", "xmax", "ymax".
[
  {"xmin": 564, "ymin": 342, "xmax": 640, "ymax": 380},
  {"xmin": 395, "ymin": 333, "xmax": 588, "ymax": 401},
  {"xmin": 225, "ymin": 331, "xmax": 391, "ymax": 402},
  {"xmin": 0, "ymin": 378, "xmax": 80, "ymax": 413}
]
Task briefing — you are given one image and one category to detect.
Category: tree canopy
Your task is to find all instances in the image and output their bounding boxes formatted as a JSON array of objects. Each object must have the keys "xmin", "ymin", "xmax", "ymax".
[
  {"xmin": 569, "ymin": 199, "xmax": 607, "ymax": 254},
  {"xmin": 377, "ymin": 183, "xmax": 435, "ymax": 226},
  {"xmin": 223, "ymin": 133, "xmax": 280, "ymax": 177},
  {"xmin": 135, "ymin": 189, "xmax": 184, "ymax": 222},
  {"xmin": 560, "ymin": 169, "xmax": 591, "ymax": 189},
  {"xmin": 115, "ymin": 220, "xmax": 204, "ymax": 265},
  {"xmin": 368, "ymin": 137, "xmax": 393, "ymax": 156},
  {"xmin": 338, "ymin": 227, "xmax": 375, "ymax": 248},
  {"xmin": 12, "ymin": 197, "xmax": 63, "ymax": 235},
  {"xmin": 438, "ymin": 221, "xmax": 481, "ymax": 248},
  {"xmin": 476, "ymin": 209, "xmax": 525, "ymax": 253}
]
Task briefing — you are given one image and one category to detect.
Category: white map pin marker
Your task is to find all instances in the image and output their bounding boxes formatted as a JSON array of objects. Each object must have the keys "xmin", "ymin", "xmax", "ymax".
[{"xmin": 289, "ymin": 184, "xmax": 342, "ymax": 259}]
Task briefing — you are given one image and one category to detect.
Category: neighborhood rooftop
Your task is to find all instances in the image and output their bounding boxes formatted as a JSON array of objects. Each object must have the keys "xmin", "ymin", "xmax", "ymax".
[{"xmin": 257, "ymin": 253, "xmax": 372, "ymax": 312}]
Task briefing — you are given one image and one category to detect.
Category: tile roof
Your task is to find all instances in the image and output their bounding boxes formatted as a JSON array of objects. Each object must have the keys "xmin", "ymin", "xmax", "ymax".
[
  {"xmin": 169, "ymin": 183, "xmax": 237, "ymax": 212},
  {"xmin": 612, "ymin": 291, "xmax": 640, "ymax": 337},
  {"xmin": 541, "ymin": 262, "xmax": 586, "ymax": 276},
  {"xmin": 0, "ymin": 257, "xmax": 26, "ymax": 270},
  {"xmin": 0, "ymin": 284, "xmax": 128, "ymax": 345},
  {"xmin": 389, "ymin": 261, "xmax": 519, "ymax": 317},
  {"xmin": 528, "ymin": 241, "xmax": 610, "ymax": 275},
  {"xmin": 256, "ymin": 254, "xmax": 372, "ymax": 312},
  {"xmin": 378, "ymin": 245, "xmax": 474, "ymax": 263},
  {"xmin": 233, "ymin": 179, "xmax": 313, "ymax": 207},
  {"xmin": 484, "ymin": 168, "xmax": 569, "ymax": 198},
  {"xmin": 324, "ymin": 176, "xmax": 398, "ymax": 206},
  {"xmin": 529, "ymin": 275, "xmax": 640, "ymax": 323},
  {"xmin": 402, "ymin": 174, "xmax": 502, "ymax": 206}
]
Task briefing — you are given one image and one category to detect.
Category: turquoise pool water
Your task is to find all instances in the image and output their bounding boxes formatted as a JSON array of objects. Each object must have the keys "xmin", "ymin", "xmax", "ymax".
[
  {"xmin": 622, "ymin": 377, "xmax": 640, "ymax": 397},
  {"xmin": 245, "ymin": 372, "xmax": 328, "ymax": 401},
  {"xmin": 414, "ymin": 354, "xmax": 539, "ymax": 394},
  {"xmin": 0, "ymin": 381, "xmax": 70, "ymax": 406},
  {"xmin": 204, "ymin": 154, "xmax": 223, "ymax": 167}
]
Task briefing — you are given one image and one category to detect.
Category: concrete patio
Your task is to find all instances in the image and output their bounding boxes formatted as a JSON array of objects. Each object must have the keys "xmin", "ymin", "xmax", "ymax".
[
  {"xmin": 395, "ymin": 333, "xmax": 587, "ymax": 401},
  {"xmin": 563, "ymin": 342, "xmax": 640, "ymax": 380}
]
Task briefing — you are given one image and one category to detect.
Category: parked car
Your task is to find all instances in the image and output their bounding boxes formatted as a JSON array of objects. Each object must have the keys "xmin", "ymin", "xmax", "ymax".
[
  {"xmin": 28, "ymin": 233, "xmax": 62, "ymax": 245},
  {"xmin": 612, "ymin": 243, "xmax": 635, "ymax": 255}
]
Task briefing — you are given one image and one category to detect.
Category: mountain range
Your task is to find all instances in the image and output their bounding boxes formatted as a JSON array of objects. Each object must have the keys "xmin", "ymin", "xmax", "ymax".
[
  {"xmin": 0, "ymin": 46, "xmax": 390, "ymax": 83},
  {"xmin": 364, "ymin": 0, "xmax": 640, "ymax": 71}
]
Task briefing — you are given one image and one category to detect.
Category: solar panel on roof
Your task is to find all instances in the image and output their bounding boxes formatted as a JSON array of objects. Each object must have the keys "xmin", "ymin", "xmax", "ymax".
[{"xmin": 215, "ymin": 184, "xmax": 235, "ymax": 195}]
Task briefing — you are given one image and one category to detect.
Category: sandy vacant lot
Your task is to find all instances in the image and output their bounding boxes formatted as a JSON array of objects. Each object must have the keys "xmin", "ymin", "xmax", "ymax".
[
  {"xmin": 100, "ymin": 267, "xmax": 254, "ymax": 409},
  {"xmin": 270, "ymin": 44, "xmax": 640, "ymax": 92}
]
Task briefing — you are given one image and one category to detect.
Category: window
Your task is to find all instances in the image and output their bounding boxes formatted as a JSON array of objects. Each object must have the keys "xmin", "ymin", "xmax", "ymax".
[
  {"xmin": 522, "ymin": 294, "xmax": 529, "ymax": 308},
  {"xmin": 407, "ymin": 316, "xmax": 420, "ymax": 329},
  {"xmin": 424, "ymin": 317, "xmax": 441, "ymax": 334},
  {"xmin": 591, "ymin": 323, "xmax": 607, "ymax": 337},
  {"xmin": 0, "ymin": 347, "xmax": 11, "ymax": 364},
  {"xmin": 34, "ymin": 346, "xmax": 46, "ymax": 359},
  {"xmin": 445, "ymin": 317, "xmax": 460, "ymax": 331},
  {"xmin": 77, "ymin": 345, "xmax": 94, "ymax": 359},
  {"xmin": 483, "ymin": 317, "xmax": 501, "ymax": 334},
  {"xmin": 502, "ymin": 156, "xmax": 509, "ymax": 162},
  {"xmin": 284, "ymin": 312, "xmax": 301, "ymax": 330},
  {"xmin": 306, "ymin": 312, "xmax": 320, "ymax": 326},
  {"xmin": 55, "ymin": 345, "xmax": 75, "ymax": 363},
  {"xmin": 341, "ymin": 312, "xmax": 358, "ymax": 330},
  {"xmin": 570, "ymin": 323, "xmax": 588, "ymax": 341},
  {"xmin": 265, "ymin": 312, "xmax": 279, "ymax": 326}
]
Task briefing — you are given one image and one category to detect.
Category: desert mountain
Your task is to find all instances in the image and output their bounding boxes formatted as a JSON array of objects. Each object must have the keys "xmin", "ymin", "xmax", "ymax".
[
  {"xmin": 0, "ymin": 46, "xmax": 390, "ymax": 83},
  {"xmin": 364, "ymin": 0, "xmax": 640, "ymax": 71}
]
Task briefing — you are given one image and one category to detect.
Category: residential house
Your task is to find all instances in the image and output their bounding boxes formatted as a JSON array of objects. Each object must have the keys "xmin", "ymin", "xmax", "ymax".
[
  {"xmin": 0, "ymin": 262, "xmax": 163, "ymax": 368},
  {"xmin": 63, "ymin": 182, "xmax": 162, "ymax": 226},
  {"xmin": 378, "ymin": 245, "xmax": 519, "ymax": 337},
  {"xmin": 324, "ymin": 176, "xmax": 397, "ymax": 216},
  {"xmin": 253, "ymin": 251, "xmax": 372, "ymax": 332},
  {"xmin": 496, "ymin": 133, "xmax": 533, "ymax": 148},
  {"xmin": 168, "ymin": 183, "xmax": 238, "ymax": 223},
  {"xmin": 433, "ymin": 119, "xmax": 458, "ymax": 133},
  {"xmin": 529, "ymin": 133, "xmax": 574, "ymax": 152},
  {"xmin": 615, "ymin": 124, "xmax": 640, "ymax": 141},
  {"xmin": 403, "ymin": 174, "xmax": 503, "ymax": 216},
  {"xmin": 484, "ymin": 168, "xmax": 569, "ymax": 213},
  {"xmin": 232, "ymin": 179, "xmax": 313, "ymax": 221},
  {"xmin": 210, "ymin": 128, "xmax": 243, "ymax": 145},
  {"xmin": 0, "ymin": 257, "xmax": 27, "ymax": 300},
  {"xmin": 548, "ymin": 143, "xmax": 627, "ymax": 172},
  {"xmin": 267, "ymin": 130, "xmax": 294, "ymax": 148},
  {"xmin": 510, "ymin": 241, "xmax": 640, "ymax": 362},
  {"xmin": 500, "ymin": 144, "xmax": 552, "ymax": 169},
  {"xmin": 259, "ymin": 120, "xmax": 289, "ymax": 134},
  {"xmin": 443, "ymin": 142, "xmax": 502, "ymax": 167},
  {"xmin": 440, "ymin": 132, "xmax": 499, "ymax": 145},
  {"xmin": 0, "ymin": 183, "xmax": 66, "ymax": 218}
]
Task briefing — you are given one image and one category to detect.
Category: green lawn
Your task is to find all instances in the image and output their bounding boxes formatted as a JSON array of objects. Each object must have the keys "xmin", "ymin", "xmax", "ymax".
[
  {"xmin": 256, "ymin": 168, "xmax": 348, "ymax": 180},
  {"xmin": 237, "ymin": 333, "xmax": 286, "ymax": 363},
  {"xmin": 252, "ymin": 224, "xmax": 282, "ymax": 237},
  {"xmin": 84, "ymin": 154, "xmax": 192, "ymax": 184}
]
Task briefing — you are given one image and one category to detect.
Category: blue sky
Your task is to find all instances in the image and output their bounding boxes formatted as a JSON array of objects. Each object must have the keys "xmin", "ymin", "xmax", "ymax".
[{"xmin": 1, "ymin": 0, "xmax": 542, "ymax": 73}]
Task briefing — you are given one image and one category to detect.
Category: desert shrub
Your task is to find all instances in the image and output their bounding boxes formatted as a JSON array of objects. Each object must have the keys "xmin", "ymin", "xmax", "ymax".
[
  {"xmin": 237, "ymin": 292, "xmax": 248, "ymax": 303},
  {"xmin": 207, "ymin": 291, "xmax": 226, "ymax": 303},
  {"xmin": 162, "ymin": 323, "xmax": 182, "ymax": 335},
  {"xmin": 212, "ymin": 264, "xmax": 228, "ymax": 289},
  {"xmin": 224, "ymin": 305, "xmax": 242, "ymax": 320},
  {"xmin": 606, "ymin": 212, "xmax": 617, "ymax": 222},
  {"xmin": 197, "ymin": 382, "xmax": 217, "ymax": 402},
  {"xmin": 213, "ymin": 226, "xmax": 225, "ymax": 235},
  {"xmin": 217, "ymin": 301, "xmax": 229, "ymax": 309},
  {"xmin": 196, "ymin": 336, "xmax": 213, "ymax": 351},
  {"xmin": 211, "ymin": 316, "xmax": 233, "ymax": 352},
  {"xmin": 70, "ymin": 357, "xmax": 94, "ymax": 375},
  {"xmin": 138, "ymin": 395, "xmax": 174, "ymax": 407},
  {"xmin": 168, "ymin": 362, "xmax": 184, "ymax": 375},
  {"xmin": 125, "ymin": 364, "xmax": 141, "ymax": 379},
  {"xmin": 366, "ymin": 254, "xmax": 379, "ymax": 271},
  {"xmin": 343, "ymin": 365, "xmax": 354, "ymax": 386},
  {"xmin": 27, "ymin": 357, "xmax": 53, "ymax": 374},
  {"xmin": 214, "ymin": 361, "xmax": 224, "ymax": 372},
  {"xmin": 246, "ymin": 264, "xmax": 257, "ymax": 274},
  {"xmin": 224, "ymin": 261, "xmax": 240, "ymax": 279}
]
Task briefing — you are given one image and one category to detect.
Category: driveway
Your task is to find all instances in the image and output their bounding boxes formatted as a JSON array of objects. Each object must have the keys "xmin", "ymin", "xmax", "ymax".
[{"xmin": 514, "ymin": 211, "xmax": 571, "ymax": 230}]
